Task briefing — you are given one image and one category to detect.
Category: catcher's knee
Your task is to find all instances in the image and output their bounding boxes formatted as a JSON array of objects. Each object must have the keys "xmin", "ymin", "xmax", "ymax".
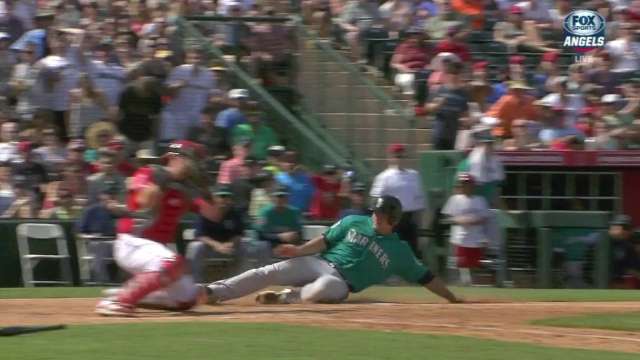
[{"xmin": 160, "ymin": 255, "xmax": 186, "ymax": 283}]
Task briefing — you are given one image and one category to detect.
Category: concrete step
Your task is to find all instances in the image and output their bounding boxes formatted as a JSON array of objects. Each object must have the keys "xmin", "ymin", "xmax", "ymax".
[
  {"xmin": 327, "ymin": 128, "xmax": 431, "ymax": 145},
  {"xmin": 351, "ymin": 143, "xmax": 431, "ymax": 160},
  {"xmin": 305, "ymin": 96, "xmax": 388, "ymax": 114},
  {"xmin": 319, "ymin": 113, "xmax": 414, "ymax": 129}
]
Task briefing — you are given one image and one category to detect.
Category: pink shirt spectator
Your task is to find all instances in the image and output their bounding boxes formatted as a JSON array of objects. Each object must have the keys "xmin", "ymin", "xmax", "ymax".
[{"xmin": 217, "ymin": 157, "xmax": 249, "ymax": 184}]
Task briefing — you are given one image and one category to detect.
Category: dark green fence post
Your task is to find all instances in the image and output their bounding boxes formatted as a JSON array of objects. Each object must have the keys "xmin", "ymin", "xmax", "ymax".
[
  {"xmin": 537, "ymin": 227, "xmax": 553, "ymax": 288},
  {"xmin": 594, "ymin": 230, "xmax": 611, "ymax": 289}
]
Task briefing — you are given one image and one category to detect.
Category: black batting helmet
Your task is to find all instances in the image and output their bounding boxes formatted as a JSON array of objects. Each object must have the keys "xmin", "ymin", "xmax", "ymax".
[{"xmin": 371, "ymin": 195, "xmax": 403, "ymax": 226}]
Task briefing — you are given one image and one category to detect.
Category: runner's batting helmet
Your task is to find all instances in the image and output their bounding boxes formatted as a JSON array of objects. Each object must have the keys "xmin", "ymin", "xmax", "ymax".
[{"xmin": 372, "ymin": 195, "xmax": 403, "ymax": 226}]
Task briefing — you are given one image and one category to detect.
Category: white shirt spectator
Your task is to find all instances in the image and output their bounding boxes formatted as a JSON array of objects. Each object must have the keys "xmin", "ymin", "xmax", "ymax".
[
  {"xmin": 10, "ymin": 61, "xmax": 37, "ymax": 120},
  {"xmin": 540, "ymin": 92, "xmax": 586, "ymax": 126},
  {"xmin": 0, "ymin": 142, "xmax": 19, "ymax": 163},
  {"xmin": 467, "ymin": 146, "xmax": 505, "ymax": 184},
  {"xmin": 370, "ymin": 166, "xmax": 426, "ymax": 212},
  {"xmin": 442, "ymin": 194, "xmax": 489, "ymax": 247},
  {"xmin": 32, "ymin": 55, "xmax": 79, "ymax": 111},
  {"xmin": 88, "ymin": 60, "xmax": 126, "ymax": 106},
  {"xmin": 160, "ymin": 64, "xmax": 216, "ymax": 140},
  {"xmin": 606, "ymin": 38, "xmax": 640, "ymax": 73}
]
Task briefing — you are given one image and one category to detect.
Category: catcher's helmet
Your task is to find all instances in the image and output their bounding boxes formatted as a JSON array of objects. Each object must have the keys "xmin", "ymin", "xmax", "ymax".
[{"xmin": 371, "ymin": 195, "xmax": 403, "ymax": 226}]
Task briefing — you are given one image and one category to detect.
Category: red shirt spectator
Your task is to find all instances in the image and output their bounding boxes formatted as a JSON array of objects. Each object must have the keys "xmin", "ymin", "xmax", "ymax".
[
  {"xmin": 434, "ymin": 26, "xmax": 471, "ymax": 62},
  {"xmin": 309, "ymin": 165, "xmax": 342, "ymax": 220},
  {"xmin": 391, "ymin": 32, "xmax": 430, "ymax": 71}
]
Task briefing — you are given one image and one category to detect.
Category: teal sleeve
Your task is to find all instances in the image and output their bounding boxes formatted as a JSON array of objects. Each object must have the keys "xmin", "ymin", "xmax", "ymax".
[
  {"xmin": 395, "ymin": 244, "xmax": 430, "ymax": 284},
  {"xmin": 323, "ymin": 217, "xmax": 350, "ymax": 247},
  {"xmin": 293, "ymin": 209, "xmax": 303, "ymax": 232}
]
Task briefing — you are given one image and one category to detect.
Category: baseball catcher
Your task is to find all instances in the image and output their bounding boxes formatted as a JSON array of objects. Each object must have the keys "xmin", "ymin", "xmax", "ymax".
[
  {"xmin": 95, "ymin": 140, "xmax": 215, "ymax": 316},
  {"xmin": 203, "ymin": 195, "xmax": 461, "ymax": 304}
]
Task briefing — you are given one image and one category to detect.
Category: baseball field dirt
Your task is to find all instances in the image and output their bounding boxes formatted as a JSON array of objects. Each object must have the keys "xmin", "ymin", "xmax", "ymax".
[{"xmin": 1, "ymin": 295, "xmax": 639, "ymax": 353}]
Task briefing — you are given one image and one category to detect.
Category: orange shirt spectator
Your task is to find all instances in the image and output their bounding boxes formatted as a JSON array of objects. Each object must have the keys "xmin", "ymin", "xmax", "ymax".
[
  {"xmin": 452, "ymin": 0, "xmax": 484, "ymax": 29},
  {"xmin": 486, "ymin": 82, "xmax": 538, "ymax": 139}
]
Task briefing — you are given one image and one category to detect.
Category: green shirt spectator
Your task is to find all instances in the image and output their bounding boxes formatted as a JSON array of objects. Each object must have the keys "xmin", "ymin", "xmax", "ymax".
[
  {"xmin": 257, "ymin": 185, "xmax": 303, "ymax": 246},
  {"xmin": 231, "ymin": 108, "xmax": 279, "ymax": 160}
]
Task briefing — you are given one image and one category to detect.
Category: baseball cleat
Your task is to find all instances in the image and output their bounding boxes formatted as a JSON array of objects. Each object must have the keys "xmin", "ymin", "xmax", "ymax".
[
  {"xmin": 95, "ymin": 299, "xmax": 135, "ymax": 317},
  {"xmin": 101, "ymin": 288, "xmax": 123, "ymax": 298},
  {"xmin": 255, "ymin": 289, "xmax": 293, "ymax": 305}
]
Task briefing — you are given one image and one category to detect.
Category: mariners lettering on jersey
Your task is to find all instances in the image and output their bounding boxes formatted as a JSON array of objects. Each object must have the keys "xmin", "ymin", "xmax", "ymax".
[{"xmin": 345, "ymin": 229, "xmax": 390, "ymax": 269}]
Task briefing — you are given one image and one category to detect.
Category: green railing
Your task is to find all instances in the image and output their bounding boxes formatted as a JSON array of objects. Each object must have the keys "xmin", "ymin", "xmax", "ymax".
[{"xmin": 177, "ymin": 16, "xmax": 370, "ymax": 176}]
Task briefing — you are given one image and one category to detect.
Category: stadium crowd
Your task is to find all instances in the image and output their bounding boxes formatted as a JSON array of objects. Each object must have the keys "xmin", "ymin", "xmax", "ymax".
[{"xmin": 302, "ymin": 0, "xmax": 640, "ymax": 151}]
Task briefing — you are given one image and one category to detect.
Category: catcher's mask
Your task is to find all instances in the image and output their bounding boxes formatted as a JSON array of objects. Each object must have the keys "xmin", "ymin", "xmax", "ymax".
[{"xmin": 163, "ymin": 140, "xmax": 209, "ymax": 189}]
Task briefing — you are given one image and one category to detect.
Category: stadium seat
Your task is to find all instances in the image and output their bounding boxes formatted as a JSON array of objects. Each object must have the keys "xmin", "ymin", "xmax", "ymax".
[
  {"xmin": 302, "ymin": 225, "xmax": 328, "ymax": 241},
  {"xmin": 17, "ymin": 223, "xmax": 73, "ymax": 287},
  {"xmin": 76, "ymin": 234, "xmax": 118, "ymax": 286}
]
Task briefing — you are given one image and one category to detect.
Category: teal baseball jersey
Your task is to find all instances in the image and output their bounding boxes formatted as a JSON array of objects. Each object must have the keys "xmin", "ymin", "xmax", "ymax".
[{"xmin": 321, "ymin": 215, "xmax": 432, "ymax": 292}]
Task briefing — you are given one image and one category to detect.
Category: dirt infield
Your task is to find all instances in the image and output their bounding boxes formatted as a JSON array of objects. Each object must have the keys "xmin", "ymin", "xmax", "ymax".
[{"xmin": 1, "ymin": 297, "xmax": 639, "ymax": 353}]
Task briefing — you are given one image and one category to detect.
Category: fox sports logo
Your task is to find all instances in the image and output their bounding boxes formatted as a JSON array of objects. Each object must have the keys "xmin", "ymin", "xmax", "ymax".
[{"xmin": 563, "ymin": 10, "xmax": 605, "ymax": 50}]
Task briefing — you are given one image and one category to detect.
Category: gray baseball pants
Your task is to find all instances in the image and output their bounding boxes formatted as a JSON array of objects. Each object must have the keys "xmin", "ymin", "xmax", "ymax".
[{"xmin": 206, "ymin": 256, "xmax": 350, "ymax": 303}]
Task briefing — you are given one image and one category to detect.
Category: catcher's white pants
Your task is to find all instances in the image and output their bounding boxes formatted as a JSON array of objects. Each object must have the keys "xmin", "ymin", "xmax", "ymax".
[
  {"xmin": 207, "ymin": 256, "xmax": 350, "ymax": 303},
  {"xmin": 114, "ymin": 234, "xmax": 199, "ymax": 307}
]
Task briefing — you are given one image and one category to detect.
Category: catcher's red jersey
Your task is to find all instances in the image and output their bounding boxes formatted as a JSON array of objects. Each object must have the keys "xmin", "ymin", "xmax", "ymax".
[{"xmin": 117, "ymin": 166, "xmax": 202, "ymax": 244}]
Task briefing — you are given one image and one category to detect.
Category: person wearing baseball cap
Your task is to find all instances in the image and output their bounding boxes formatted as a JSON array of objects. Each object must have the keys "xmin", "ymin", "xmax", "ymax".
[
  {"xmin": 369, "ymin": 143, "xmax": 426, "ymax": 256},
  {"xmin": 215, "ymin": 89, "xmax": 250, "ymax": 130},
  {"xmin": 309, "ymin": 164, "xmax": 342, "ymax": 220},
  {"xmin": 338, "ymin": 182, "xmax": 370, "ymax": 219},
  {"xmin": 252, "ymin": 184, "xmax": 303, "ymax": 252},
  {"xmin": 275, "ymin": 150, "xmax": 314, "ymax": 213},
  {"xmin": 608, "ymin": 214, "xmax": 640, "ymax": 289},
  {"xmin": 441, "ymin": 172, "xmax": 490, "ymax": 286}
]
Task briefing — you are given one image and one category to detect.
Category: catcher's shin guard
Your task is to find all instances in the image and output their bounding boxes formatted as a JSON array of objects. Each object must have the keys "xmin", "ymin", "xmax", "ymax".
[{"xmin": 117, "ymin": 256, "xmax": 186, "ymax": 307}]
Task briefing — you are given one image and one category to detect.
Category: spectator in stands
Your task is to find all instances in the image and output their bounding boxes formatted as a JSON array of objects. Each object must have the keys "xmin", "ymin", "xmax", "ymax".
[
  {"xmin": 230, "ymin": 156, "xmax": 263, "ymax": 217},
  {"xmin": 468, "ymin": 61, "xmax": 492, "ymax": 112},
  {"xmin": 391, "ymin": 28, "xmax": 430, "ymax": 98},
  {"xmin": 87, "ymin": 149, "xmax": 126, "ymax": 205},
  {"xmin": 256, "ymin": 184, "xmax": 303, "ymax": 248},
  {"xmin": 538, "ymin": 106, "xmax": 583, "ymax": 148},
  {"xmin": 249, "ymin": 171, "xmax": 275, "ymax": 221},
  {"xmin": 370, "ymin": 143, "xmax": 427, "ymax": 256},
  {"xmin": 161, "ymin": 47, "xmax": 216, "ymax": 142},
  {"xmin": 609, "ymin": 214, "xmax": 640, "ymax": 289},
  {"xmin": 502, "ymin": 119, "xmax": 540, "ymax": 151},
  {"xmin": 601, "ymin": 94, "xmax": 630, "ymax": 128},
  {"xmin": 309, "ymin": 164, "xmax": 342, "ymax": 220},
  {"xmin": 423, "ymin": 0, "xmax": 465, "ymax": 40},
  {"xmin": 32, "ymin": 34, "xmax": 79, "ymax": 140},
  {"xmin": 9, "ymin": 41, "xmax": 38, "ymax": 122},
  {"xmin": 587, "ymin": 51, "xmax": 618, "ymax": 95},
  {"xmin": 247, "ymin": 12, "xmax": 296, "ymax": 85},
  {"xmin": 494, "ymin": 4, "xmax": 555, "ymax": 53},
  {"xmin": 117, "ymin": 76, "xmax": 163, "ymax": 153},
  {"xmin": 442, "ymin": 172, "xmax": 489, "ymax": 286},
  {"xmin": 10, "ymin": 11, "xmax": 54, "ymax": 60},
  {"xmin": 540, "ymin": 76, "xmax": 585, "ymax": 125},
  {"xmin": 605, "ymin": 22, "xmax": 640, "ymax": 80},
  {"xmin": 1, "ymin": 1, "xmax": 25, "ymax": 43},
  {"xmin": 215, "ymin": 88, "xmax": 250, "ymax": 130},
  {"xmin": 518, "ymin": 0, "xmax": 552, "ymax": 23},
  {"xmin": 338, "ymin": 182, "xmax": 369, "ymax": 219},
  {"xmin": 2, "ymin": 175, "xmax": 37, "ymax": 218},
  {"xmin": 451, "ymin": 0, "xmax": 485, "ymax": 30},
  {"xmin": 378, "ymin": 0, "xmax": 412, "ymax": 35},
  {"xmin": 185, "ymin": 185, "xmax": 249, "ymax": 283},
  {"xmin": 424, "ymin": 60, "xmax": 469, "ymax": 150},
  {"xmin": 486, "ymin": 81, "xmax": 538, "ymax": 139},
  {"xmin": 218, "ymin": 140, "xmax": 251, "ymax": 185},
  {"xmin": 264, "ymin": 145, "xmax": 285, "ymax": 175},
  {"xmin": 12, "ymin": 140, "xmax": 48, "ymax": 204},
  {"xmin": 275, "ymin": 151, "xmax": 315, "ymax": 212},
  {"xmin": 186, "ymin": 102, "xmax": 230, "ymax": 158},
  {"xmin": 338, "ymin": 0, "xmax": 383, "ymax": 62},
  {"xmin": 587, "ymin": 120, "xmax": 620, "ymax": 150},
  {"xmin": 77, "ymin": 180, "xmax": 121, "ymax": 285},
  {"xmin": 531, "ymin": 51, "xmax": 560, "ymax": 97},
  {"xmin": 302, "ymin": 0, "xmax": 332, "ymax": 38},
  {"xmin": 0, "ymin": 162, "xmax": 15, "ymax": 214},
  {"xmin": 40, "ymin": 185, "xmax": 82, "ymax": 219},
  {"xmin": 434, "ymin": 25, "xmax": 471, "ymax": 62},
  {"xmin": 0, "ymin": 33, "xmax": 15, "ymax": 96},
  {"xmin": 231, "ymin": 102, "xmax": 279, "ymax": 160},
  {"xmin": 33, "ymin": 128, "xmax": 67, "ymax": 175},
  {"xmin": 87, "ymin": 40, "xmax": 126, "ymax": 108},
  {"xmin": 68, "ymin": 73, "xmax": 110, "ymax": 139},
  {"xmin": 0, "ymin": 121, "xmax": 20, "ymax": 162},
  {"xmin": 84, "ymin": 121, "xmax": 117, "ymax": 163}
]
